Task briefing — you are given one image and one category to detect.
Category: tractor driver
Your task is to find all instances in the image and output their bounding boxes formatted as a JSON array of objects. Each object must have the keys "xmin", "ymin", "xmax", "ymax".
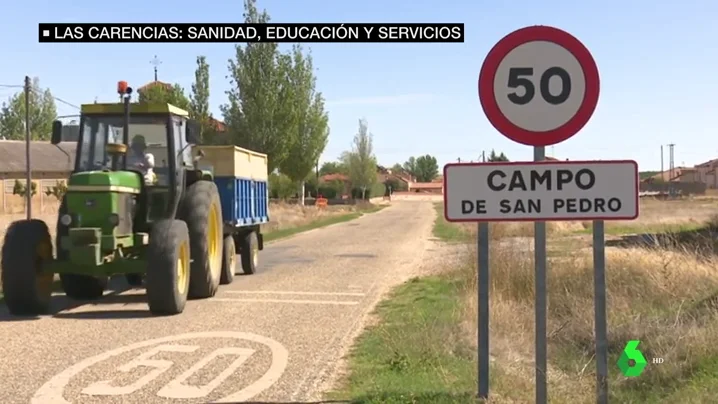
[{"xmin": 128, "ymin": 135, "xmax": 156, "ymax": 184}]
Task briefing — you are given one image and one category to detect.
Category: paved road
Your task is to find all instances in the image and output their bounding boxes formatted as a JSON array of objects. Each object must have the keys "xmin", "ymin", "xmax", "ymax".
[{"xmin": 0, "ymin": 201, "xmax": 435, "ymax": 404}]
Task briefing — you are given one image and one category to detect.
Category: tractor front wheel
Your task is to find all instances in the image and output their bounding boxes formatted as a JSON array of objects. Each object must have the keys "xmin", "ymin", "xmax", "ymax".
[
  {"xmin": 146, "ymin": 219, "xmax": 191, "ymax": 315},
  {"xmin": 1, "ymin": 220, "xmax": 55, "ymax": 315},
  {"xmin": 178, "ymin": 181, "xmax": 223, "ymax": 299}
]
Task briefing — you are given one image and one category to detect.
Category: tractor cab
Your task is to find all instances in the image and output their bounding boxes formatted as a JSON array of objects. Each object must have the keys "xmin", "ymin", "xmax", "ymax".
[{"xmin": 51, "ymin": 81, "xmax": 201, "ymax": 234}]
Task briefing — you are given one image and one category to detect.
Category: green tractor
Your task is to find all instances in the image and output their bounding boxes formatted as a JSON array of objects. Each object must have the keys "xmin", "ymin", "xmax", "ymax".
[{"xmin": 1, "ymin": 82, "xmax": 228, "ymax": 316}]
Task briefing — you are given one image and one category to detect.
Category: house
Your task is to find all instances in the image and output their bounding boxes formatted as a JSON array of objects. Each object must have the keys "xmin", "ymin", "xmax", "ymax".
[
  {"xmin": 0, "ymin": 140, "xmax": 77, "ymax": 212},
  {"xmin": 407, "ymin": 181, "xmax": 443, "ymax": 194}
]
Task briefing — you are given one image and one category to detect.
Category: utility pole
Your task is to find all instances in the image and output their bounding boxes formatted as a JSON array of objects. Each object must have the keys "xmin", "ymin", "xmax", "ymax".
[
  {"xmin": 668, "ymin": 143, "xmax": 675, "ymax": 181},
  {"xmin": 660, "ymin": 145, "xmax": 664, "ymax": 180},
  {"xmin": 150, "ymin": 55, "xmax": 162, "ymax": 82},
  {"xmin": 24, "ymin": 76, "xmax": 32, "ymax": 220}
]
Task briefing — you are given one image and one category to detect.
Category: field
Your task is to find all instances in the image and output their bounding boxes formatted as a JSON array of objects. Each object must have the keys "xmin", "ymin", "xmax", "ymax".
[{"xmin": 333, "ymin": 197, "xmax": 718, "ymax": 403}]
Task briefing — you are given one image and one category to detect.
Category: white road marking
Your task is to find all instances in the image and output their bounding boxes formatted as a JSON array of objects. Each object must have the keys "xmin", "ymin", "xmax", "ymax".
[
  {"xmin": 32, "ymin": 331, "xmax": 289, "ymax": 404},
  {"xmin": 226, "ymin": 290, "xmax": 366, "ymax": 297},
  {"xmin": 212, "ymin": 298, "xmax": 360, "ymax": 306}
]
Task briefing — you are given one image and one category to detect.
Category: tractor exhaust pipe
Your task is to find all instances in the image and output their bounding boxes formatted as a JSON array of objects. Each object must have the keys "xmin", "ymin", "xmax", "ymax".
[{"xmin": 117, "ymin": 81, "xmax": 133, "ymax": 169}]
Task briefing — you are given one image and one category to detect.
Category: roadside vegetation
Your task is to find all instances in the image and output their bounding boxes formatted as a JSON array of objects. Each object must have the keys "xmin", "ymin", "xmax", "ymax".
[{"xmin": 332, "ymin": 198, "xmax": 718, "ymax": 403}]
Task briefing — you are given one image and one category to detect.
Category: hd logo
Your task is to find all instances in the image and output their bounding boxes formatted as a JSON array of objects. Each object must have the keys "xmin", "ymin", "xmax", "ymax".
[{"xmin": 617, "ymin": 340, "xmax": 648, "ymax": 377}]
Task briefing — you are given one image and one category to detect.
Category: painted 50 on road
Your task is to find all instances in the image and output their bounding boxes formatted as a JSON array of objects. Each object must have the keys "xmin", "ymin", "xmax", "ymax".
[{"xmin": 443, "ymin": 160, "xmax": 639, "ymax": 222}]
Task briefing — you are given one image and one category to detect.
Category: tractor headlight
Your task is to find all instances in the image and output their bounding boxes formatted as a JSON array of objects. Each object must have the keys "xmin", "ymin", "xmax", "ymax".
[
  {"xmin": 60, "ymin": 214, "xmax": 72, "ymax": 226},
  {"xmin": 108, "ymin": 214, "xmax": 120, "ymax": 226}
]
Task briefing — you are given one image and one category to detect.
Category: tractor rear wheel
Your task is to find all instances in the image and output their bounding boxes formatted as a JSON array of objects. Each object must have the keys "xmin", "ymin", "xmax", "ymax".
[
  {"xmin": 1, "ymin": 219, "xmax": 54, "ymax": 315},
  {"xmin": 146, "ymin": 219, "xmax": 191, "ymax": 315},
  {"xmin": 55, "ymin": 197, "xmax": 107, "ymax": 300},
  {"xmin": 220, "ymin": 235, "xmax": 235, "ymax": 285},
  {"xmin": 240, "ymin": 231, "xmax": 259, "ymax": 275},
  {"xmin": 178, "ymin": 181, "xmax": 223, "ymax": 299}
]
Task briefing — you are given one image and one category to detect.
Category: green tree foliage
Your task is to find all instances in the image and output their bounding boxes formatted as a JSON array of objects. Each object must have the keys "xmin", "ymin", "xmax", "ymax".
[
  {"xmin": 402, "ymin": 155, "xmax": 439, "ymax": 182},
  {"xmin": 278, "ymin": 46, "xmax": 330, "ymax": 205},
  {"xmin": 384, "ymin": 177, "xmax": 408, "ymax": 192},
  {"xmin": 268, "ymin": 172, "xmax": 296, "ymax": 199},
  {"xmin": 189, "ymin": 55, "xmax": 218, "ymax": 144},
  {"xmin": 390, "ymin": 163, "xmax": 405, "ymax": 175},
  {"xmin": 138, "ymin": 83, "xmax": 191, "ymax": 111},
  {"xmin": 414, "ymin": 155, "xmax": 439, "ymax": 182},
  {"xmin": 319, "ymin": 161, "xmax": 347, "ymax": 176},
  {"xmin": 342, "ymin": 119, "xmax": 377, "ymax": 199},
  {"xmin": 488, "ymin": 149, "xmax": 509, "ymax": 162},
  {"xmin": 402, "ymin": 157, "xmax": 417, "ymax": 179},
  {"xmin": 0, "ymin": 77, "xmax": 57, "ymax": 140},
  {"xmin": 222, "ymin": 0, "xmax": 289, "ymax": 172}
]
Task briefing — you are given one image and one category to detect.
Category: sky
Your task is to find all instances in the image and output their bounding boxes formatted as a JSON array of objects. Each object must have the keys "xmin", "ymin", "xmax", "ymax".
[{"xmin": 1, "ymin": 0, "xmax": 717, "ymax": 171}]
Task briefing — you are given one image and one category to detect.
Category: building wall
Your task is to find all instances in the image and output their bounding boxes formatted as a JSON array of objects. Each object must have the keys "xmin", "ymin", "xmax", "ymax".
[{"xmin": 0, "ymin": 172, "xmax": 69, "ymax": 214}]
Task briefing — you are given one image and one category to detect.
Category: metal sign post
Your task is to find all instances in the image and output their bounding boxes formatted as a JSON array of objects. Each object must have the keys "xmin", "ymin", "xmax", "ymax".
[
  {"xmin": 442, "ymin": 25, "xmax": 639, "ymax": 403},
  {"xmin": 477, "ymin": 221, "xmax": 490, "ymax": 399},
  {"xmin": 533, "ymin": 146, "xmax": 548, "ymax": 403}
]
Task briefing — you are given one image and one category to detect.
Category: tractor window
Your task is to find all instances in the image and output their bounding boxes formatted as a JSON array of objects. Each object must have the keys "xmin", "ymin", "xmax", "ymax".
[{"xmin": 77, "ymin": 115, "xmax": 170, "ymax": 179}]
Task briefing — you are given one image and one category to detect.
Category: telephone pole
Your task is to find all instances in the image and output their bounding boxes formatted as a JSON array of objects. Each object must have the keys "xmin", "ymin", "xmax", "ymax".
[
  {"xmin": 24, "ymin": 76, "xmax": 32, "ymax": 219},
  {"xmin": 150, "ymin": 55, "xmax": 162, "ymax": 81}
]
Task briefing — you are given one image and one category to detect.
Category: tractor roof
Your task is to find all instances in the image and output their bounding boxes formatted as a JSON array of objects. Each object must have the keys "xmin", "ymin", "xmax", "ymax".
[{"xmin": 80, "ymin": 102, "xmax": 189, "ymax": 116}]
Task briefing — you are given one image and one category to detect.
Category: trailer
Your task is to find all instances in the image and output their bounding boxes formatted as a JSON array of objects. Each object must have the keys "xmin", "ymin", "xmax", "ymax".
[
  {"xmin": 194, "ymin": 145, "xmax": 269, "ymax": 284},
  {"xmin": 0, "ymin": 81, "xmax": 269, "ymax": 317}
]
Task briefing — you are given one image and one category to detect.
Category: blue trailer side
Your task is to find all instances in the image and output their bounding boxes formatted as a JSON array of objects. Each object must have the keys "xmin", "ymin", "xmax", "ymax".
[
  {"xmin": 213, "ymin": 175, "xmax": 268, "ymax": 278},
  {"xmin": 214, "ymin": 176, "xmax": 270, "ymax": 227}
]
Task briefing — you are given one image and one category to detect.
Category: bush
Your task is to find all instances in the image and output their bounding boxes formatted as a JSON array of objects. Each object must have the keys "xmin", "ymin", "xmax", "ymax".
[
  {"xmin": 13, "ymin": 179, "xmax": 37, "ymax": 197},
  {"xmin": 268, "ymin": 173, "xmax": 295, "ymax": 199},
  {"xmin": 45, "ymin": 180, "xmax": 67, "ymax": 200}
]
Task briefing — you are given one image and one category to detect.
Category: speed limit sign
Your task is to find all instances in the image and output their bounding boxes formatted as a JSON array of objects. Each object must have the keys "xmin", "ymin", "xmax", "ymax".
[{"xmin": 478, "ymin": 26, "xmax": 600, "ymax": 146}]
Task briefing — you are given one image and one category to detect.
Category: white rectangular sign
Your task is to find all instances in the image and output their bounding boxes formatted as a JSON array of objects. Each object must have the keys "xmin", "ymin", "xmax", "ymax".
[{"xmin": 443, "ymin": 160, "xmax": 639, "ymax": 222}]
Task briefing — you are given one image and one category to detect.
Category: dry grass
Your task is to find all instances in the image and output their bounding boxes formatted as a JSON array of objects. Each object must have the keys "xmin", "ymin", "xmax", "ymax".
[
  {"xmin": 453, "ymin": 201, "xmax": 718, "ymax": 402},
  {"xmin": 261, "ymin": 201, "xmax": 363, "ymax": 233}
]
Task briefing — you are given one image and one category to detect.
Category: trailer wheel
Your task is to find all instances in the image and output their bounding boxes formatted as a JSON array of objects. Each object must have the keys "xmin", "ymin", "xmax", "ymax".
[
  {"xmin": 146, "ymin": 219, "xmax": 190, "ymax": 315},
  {"xmin": 178, "ymin": 181, "xmax": 224, "ymax": 299},
  {"xmin": 1, "ymin": 219, "xmax": 54, "ymax": 315},
  {"xmin": 220, "ymin": 235, "xmax": 235, "ymax": 285},
  {"xmin": 240, "ymin": 231, "xmax": 259, "ymax": 275},
  {"xmin": 55, "ymin": 197, "xmax": 108, "ymax": 300}
]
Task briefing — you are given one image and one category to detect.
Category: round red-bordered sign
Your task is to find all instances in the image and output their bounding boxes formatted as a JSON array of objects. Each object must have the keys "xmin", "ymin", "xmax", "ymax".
[{"xmin": 478, "ymin": 26, "xmax": 600, "ymax": 147}]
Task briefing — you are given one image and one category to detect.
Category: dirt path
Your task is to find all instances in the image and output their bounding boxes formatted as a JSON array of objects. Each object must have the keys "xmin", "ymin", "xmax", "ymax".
[{"xmin": 0, "ymin": 200, "xmax": 436, "ymax": 404}]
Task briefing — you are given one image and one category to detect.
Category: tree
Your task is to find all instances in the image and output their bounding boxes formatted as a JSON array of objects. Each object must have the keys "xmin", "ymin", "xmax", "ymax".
[
  {"xmin": 342, "ymin": 119, "xmax": 377, "ymax": 199},
  {"xmin": 319, "ymin": 161, "xmax": 347, "ymax": 176},
  {"xmin": 413, "ymin": 155, "xmax": 439, "ymax": 182},
  {"xmin": 402, "ymin": 157, "xmax": 417, "ymax": 179},
  {"xmin": 138, "ymin": 83, "xmax": 191, "ymax": 111},
  {"xmin": 222, "ymin": 0, "xmax": 291, "ymax": 172},
  {"xmin": 390, "ymin": 163, "xmax": 404, "ymax": 175},
  {"xmin": 0, "ymin": 77, "xmax": 57, "ymax": 140},
  {"xmin": 488, "ymin": 149, "xmax": 509, "ymax": 162},
  {"xmin": 189, "ymin": 55, "xmax": 217, "ymax": 143}
]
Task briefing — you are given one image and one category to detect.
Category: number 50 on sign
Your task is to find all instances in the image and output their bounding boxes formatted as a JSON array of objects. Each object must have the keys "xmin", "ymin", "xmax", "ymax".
[{"xmin": 479, "ymin": 26, "xmax": 600, "ymax": 147}]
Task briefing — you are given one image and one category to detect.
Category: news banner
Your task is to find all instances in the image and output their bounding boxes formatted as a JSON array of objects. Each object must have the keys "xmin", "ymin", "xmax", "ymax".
[{"xmin": 38, "ymin": 23, "xmax": 465, "ymax": 43}]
